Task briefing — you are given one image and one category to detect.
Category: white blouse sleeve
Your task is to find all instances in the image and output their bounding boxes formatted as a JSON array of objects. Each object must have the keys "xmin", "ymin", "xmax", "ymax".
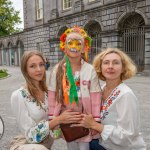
[
  {"xmin": 11, "ymin": 90, "xmax": 50, "ymax": 143},
  {"xmin": 101, "ymin": 92, "xmax": 140, "ymax": 146}
]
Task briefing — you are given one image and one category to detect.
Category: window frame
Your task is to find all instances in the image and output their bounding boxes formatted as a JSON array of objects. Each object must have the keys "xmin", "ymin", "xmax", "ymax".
[
  {"xmin": 63, "ymin": 0, "xmax": 72, "ymax": 10},
  {"xmin": 89, "ymin": 0, "xmax": 96, "ymax": 2},
  {"xmin": 35, "ymin": 0, "xmax": 43, "ymax": 20}
]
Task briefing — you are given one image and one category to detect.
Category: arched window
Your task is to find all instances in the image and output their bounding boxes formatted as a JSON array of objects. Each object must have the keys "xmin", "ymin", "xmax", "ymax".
[
  {"xmin": 0, "ymin": 45, "xmax": 7, "ymax": 65},
  {"xmin": 56, "ymin": 27, "xmax": 69, "ymax": 61},
  {"xmin": 119, "ymin": 13, "xmax": 145, "ymax": 71},
  {"xmin": 0, "ymin": 44, "xmax": 3, "ymax": 65},
  {"xmin": 16, "ymin": 41, "xmax": 24, "ymax": 65},
  {"xmin": 49, "ymin": 26, "xmax": 68, "ymax": 66},
  {"xmin": 8, "ymin": 43, "xmax": 15, "ymax": 66},
  {"xmin": 85, "ymin": 21, "xmax": 102, "ymax": 63}
]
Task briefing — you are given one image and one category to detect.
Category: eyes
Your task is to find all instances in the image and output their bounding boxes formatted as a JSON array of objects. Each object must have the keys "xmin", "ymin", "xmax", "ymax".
[
  {"xmin": 67, "ymin": 39, "xmax": 82, "ymax": 47},
  {"xmin": 68, "ymin": 41, "xmax": 82, "ymax": 46},
  {"xmin": 102, "ymin": 60, "xmax": 121, "ymax": 65},
  {"xmin": 29, "ymin": 63, "xmax": 45, "ymax": 69}
]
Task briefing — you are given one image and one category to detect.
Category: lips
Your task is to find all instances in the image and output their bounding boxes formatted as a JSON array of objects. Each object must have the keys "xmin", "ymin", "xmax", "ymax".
[
  {"xmin": 35, "ymin": 74, "xmax": 43, "ymax": 77},
  {"xmin": 70, "ymin": 48, "xmax": 79, "ymax": 53},
  {"xmin": 106, "ymin": 71, "xmax": 115, "ymax": 74}
]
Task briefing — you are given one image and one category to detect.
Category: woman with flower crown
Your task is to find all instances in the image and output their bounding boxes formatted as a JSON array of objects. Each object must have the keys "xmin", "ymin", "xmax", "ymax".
[{"xmin": 48, "ymin": 26, "xmax": 101, "ymax": 150}]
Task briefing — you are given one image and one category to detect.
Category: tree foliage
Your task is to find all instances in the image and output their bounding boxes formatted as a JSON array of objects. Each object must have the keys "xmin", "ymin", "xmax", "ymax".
[{"xmin": 0, "ymin": 0, "xmax": 22, "ymax": 36}]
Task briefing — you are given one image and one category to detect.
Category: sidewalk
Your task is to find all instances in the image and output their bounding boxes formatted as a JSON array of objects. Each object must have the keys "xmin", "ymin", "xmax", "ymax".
[{"xmin": 0, "ymin": 66, "xmax": 150, "ymax": 150}]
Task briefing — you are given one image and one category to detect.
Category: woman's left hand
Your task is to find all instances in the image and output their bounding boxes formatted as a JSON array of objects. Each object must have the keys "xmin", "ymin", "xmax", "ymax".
[
  {"xmin": 81, "ymin": 114, "xmax": 96, "ymax": 128},
  {"xmin": 72, "ymin": 114, "xmax": 104, "ymax": 133},
  {"xmin": 71, "ymin": 114, "xmax": 95, "ymax": 128}
]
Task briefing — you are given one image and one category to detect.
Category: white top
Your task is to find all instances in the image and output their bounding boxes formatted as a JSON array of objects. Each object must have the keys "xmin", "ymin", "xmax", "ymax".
[
  {"xmin": 11, "ymin": 87, "xmax": 49, "ymax": 143},
  {"xmin": 100, "ymin": 83, "xmax": 146, "ymax": 150}
]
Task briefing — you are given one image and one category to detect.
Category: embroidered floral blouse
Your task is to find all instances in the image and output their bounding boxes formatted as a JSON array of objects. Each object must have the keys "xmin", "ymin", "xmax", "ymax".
[
  {"xmin": 100, "ymin": 83, "xmax": 146, "ymax": 150},
  {"xmin": 11, "ymin": 87, "xmax": 50, "ymax": 143}
]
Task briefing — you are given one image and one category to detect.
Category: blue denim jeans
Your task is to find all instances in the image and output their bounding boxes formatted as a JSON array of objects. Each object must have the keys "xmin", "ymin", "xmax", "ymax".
[{"xmin": 90, "ymin": 139, "xmax": 106, "ymax": 150}]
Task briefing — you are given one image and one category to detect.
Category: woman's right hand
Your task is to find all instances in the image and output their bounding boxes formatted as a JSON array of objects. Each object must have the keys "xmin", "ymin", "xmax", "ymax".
[{"xmin": 58, "ymin": 109, "xmax": 82, "ymax": 124}]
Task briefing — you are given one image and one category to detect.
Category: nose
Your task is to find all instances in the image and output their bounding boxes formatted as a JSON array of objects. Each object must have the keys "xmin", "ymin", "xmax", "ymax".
[
  {"xmin": 36, "ymin": 65, "xmax": 42, "ymax": 71},
  {"xmin": 108, "ymin": 63, "xmax": 113, "ymax": 68},
  {"xmin": 72, "ymin": 43, "xmax": 76, "ymax": 48}
]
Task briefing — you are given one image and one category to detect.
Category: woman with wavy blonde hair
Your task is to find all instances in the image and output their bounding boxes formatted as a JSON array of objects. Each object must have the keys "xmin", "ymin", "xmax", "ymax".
[
  {"xmin": 93, "ymin": 48, "xmax": 137, "ymax": 81},
  {"xmin": 74, "ymin": 48, "xmax": 146, "ymax": 150}
]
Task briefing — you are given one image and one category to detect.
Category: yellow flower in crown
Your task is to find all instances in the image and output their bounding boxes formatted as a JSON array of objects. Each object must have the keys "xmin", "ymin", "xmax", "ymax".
[
  {"xmin": 80, "ymin": 29, "xmax": 87, "ymax": 37},
  {"xmin": 60, "ymin": 42, "xmax": 65, "ymax": 50},
  {"xmin": 65, "ymin": 28, "xmax": 71, "ymax": 35}
]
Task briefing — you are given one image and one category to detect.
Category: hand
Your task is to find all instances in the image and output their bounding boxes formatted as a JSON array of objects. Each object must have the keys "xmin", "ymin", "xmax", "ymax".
[
  {"xmin": 58, "ymin": 110, "xmax": 82, "ymax": 124},
  {"xmin": 71, "ymin": 114, "xmax": 95, "ymax": 128},
  {"xmin": 80, "ymin": 114, "xmax": 96, "ymax": 128},
  {"xmin": 91, "ymin": 129, "xmax": 99, "ymax": 136},
  {"xmin": 71, "ymin": 114, "xmax": 104, "ymax": 133}
]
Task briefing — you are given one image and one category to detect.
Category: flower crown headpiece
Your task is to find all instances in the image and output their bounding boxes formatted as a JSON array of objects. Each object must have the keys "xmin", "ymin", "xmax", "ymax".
[{"xmin": 60, "ymin": 26, "xmax": 92, "ymax": 52}]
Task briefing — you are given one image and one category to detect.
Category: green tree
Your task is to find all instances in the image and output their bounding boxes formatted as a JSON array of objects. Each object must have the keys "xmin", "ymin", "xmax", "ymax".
[{"xmin": 0, "ymin": 0, "xmax": 22, "ymax": 36}]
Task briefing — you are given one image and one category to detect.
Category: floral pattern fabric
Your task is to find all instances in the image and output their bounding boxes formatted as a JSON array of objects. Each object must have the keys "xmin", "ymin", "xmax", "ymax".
[
  {"xmin": 99, "ymin": 83, "xmax": 146, "ymax": 150},
  {"xmin": 11, "ymin": 87, "xmax": 49, "ymax": 144},
  {"xmin": 100, "ymin": 87, "xmax": 121, "ymax": 120},
  {"xmin": 28, "ymin": 120, "xmax": 49, "ymax": 143},
  {"xmin": 20, "ymin": 88, "xmax": 48, "ymax": 112}
]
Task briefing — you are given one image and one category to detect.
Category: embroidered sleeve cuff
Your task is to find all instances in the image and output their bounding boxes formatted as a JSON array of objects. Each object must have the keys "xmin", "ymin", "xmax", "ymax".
[
  {"xmin": 48, "ymin": 115, "xmax": 55, "ymax": 120},
  {"xmin": 101, "ymin": 125, "xmax": 114, "ymax": 141},
  {"xmin": 26, "ymin": 120, "xmax": 49, "ymax": 143}
]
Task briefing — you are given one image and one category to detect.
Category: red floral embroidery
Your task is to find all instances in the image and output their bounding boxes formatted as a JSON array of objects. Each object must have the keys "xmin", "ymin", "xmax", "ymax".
[
  {"xmin": 100, "ymin": 88, "xmax": 121, "ymax": 120},
  {"xmin": 76, "ymin": 80, "xmax": 80, "ymax": 86},
  {"xmin": 108, "ymin": 99, "xmax": 112, "ymax": 106}
]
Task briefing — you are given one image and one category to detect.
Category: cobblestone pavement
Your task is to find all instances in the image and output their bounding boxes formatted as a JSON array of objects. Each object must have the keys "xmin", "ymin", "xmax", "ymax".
[{"xmin": 0, "ymin": 66, "xmax": 150, "ymax": 150}]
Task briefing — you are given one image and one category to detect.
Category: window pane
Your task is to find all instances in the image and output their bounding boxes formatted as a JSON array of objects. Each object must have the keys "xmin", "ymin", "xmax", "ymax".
[
  {"xmin": 39, "ymin": 0, "xmax": 42, "ymax": 9},
  {"xmin": 63, "ymin": 0, "xmax": 72, "ymax": 10},
  {"xmin": 89, "ymin": 0, "xmax": 95, "ymax": 2},
  {"xmin": 36, "ymin": 0, "xmax": 43, "ymax": 19}
]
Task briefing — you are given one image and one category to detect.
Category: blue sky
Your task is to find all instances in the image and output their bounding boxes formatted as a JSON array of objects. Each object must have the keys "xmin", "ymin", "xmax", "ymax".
[{"xmin": 10, "ymin": 0, "xmax": 24, "ymax": 29}]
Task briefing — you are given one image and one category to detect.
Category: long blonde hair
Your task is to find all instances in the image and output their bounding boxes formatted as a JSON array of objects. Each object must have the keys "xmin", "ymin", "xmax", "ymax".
[
  {"xmin": 93, "ymin": 48, "xmax": 137, "ymax": 81},
  {"xmin": 21, "ymin": 50, "xmax": 47, "ymax": 105}
]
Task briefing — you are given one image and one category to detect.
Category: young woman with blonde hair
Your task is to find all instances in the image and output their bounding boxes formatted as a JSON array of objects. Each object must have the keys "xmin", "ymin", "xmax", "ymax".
[{"xmin": 10, "ymin": 50, "xmax": 81, "ymax": 150}]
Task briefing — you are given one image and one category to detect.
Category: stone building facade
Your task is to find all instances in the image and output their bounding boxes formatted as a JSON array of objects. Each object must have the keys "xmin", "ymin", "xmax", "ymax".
[{"xmin": 0, "ymin": 0, "xmax": 150, "ymax": 71}]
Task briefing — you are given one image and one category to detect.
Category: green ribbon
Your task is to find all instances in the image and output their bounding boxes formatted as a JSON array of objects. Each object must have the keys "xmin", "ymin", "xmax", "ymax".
[{"xmin": 65, "ymin": 56, "xmax": 79, "ymax": 104}]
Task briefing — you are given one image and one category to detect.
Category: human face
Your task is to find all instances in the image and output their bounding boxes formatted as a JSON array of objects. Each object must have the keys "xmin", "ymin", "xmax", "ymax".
[
  {"xmin": 27, "ymin": 55, "xmax": 45, "ymax": 83},
  {"xmin": 101, "ymin": 53, "xmax": 123, "ymax": 81},
  {"xmin": 65, "ymin": 33, "xmax": 84, "ymax": 58}
]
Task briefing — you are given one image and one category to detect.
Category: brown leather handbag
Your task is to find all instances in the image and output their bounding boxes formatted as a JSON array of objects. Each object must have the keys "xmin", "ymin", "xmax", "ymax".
[{"xmin": 60, "ymin": 123, "xmax": 89, "ymax": 142}]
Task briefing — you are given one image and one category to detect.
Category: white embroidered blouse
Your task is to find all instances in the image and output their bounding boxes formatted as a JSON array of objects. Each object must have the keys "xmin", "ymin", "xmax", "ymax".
[
  {"xmin": 100, "ymin": 83, "xmax": 146, "ymax": 150},
  {"xmin": 11, "ymin": 87, "xmax": 50, "ymax": 143}
]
